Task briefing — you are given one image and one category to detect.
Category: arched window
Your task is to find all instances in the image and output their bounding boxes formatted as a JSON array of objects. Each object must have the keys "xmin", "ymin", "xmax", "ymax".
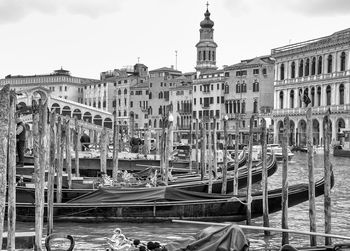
[
  {"xmin": 339, "ymin": 84, "xmax": 345, "ymax": 105},
  {"xmin": 290, "ymin": 90, "xmax": 294, "ymax": 108},
  {"xmin": 317, "ymin": 86, "xmax": 321, "ymax": 106},
  {"xmin": 279, "ymin": 91, "xmax": 284, "ymax": 109},
  {"xmin": 253, "ymin": 99, "xmax": 258, "ymax": 113},
  {"xmin": 124, "ymin": 88, "xmax": 127, "ymax": 95},
  {"xmin": 327, "ymin": 55, "xmax": 333, "ymax": 73},
  {"xmin": 154, "ymin": 119, "xmax": 157, "ymax": 128},
  {"xmin": 224, "ymin": 84, "xmax": 229, "ymax": 94},
  {"xmin": 299, "ymin": 59, "xmax": 304, "ymax": 77},
  {"xmin": 149, "ymin": 92, "xmax": 152, "ymax": 99},
  {"xmin": 118, "ymin": 89, "xmax": 121, "ymax": 95},
  {"xmin": 124, "ymin": 110, "xmax": 127, "ymax": 116},
  {"xmin": 236, "ymin": 82, "xmax": 241, "ymax": 93},
  {"xmin": 311, "ymin": 87, "xmax": 315, "ymax": 107},
  {"xmin": 212, "ymin": 51, "xmax": 215, "ymax": 61},
  {"xmin": 208, "ymin": 50, "xmax": 211, "ymax": 60},
  {"xmin": 253, "ymin": 82, "xmax": 259, "ymax": 92},
  {"xmin": 326, "ymin": 85, "xmax": 331, "ymax": 105},
  {"xmin": 291, "ymin": 62, "xmax": 296, "ymax": 78},
  {"xmin": 198, "ymin": 51, "xmax": 201, "ymax": 61},
  {"xmin": 242, "ymin": 82, "xmax": 247, "ymax": 93},
  {"xmin": 158, "ymin": 92, "xmax": 163, "ymax": 99},
  {"xmin": 241, "ymin": 100, "xmax": 246, "ymax": 114},
  {"xmin": 317, "ymin": 56, "xmax": 322, "ymax": 74},
  {"xmin": 298, "ymin": 88, "xmax": 303, "ymax": 107},
  {"xmin": 203, "ymin": 51, "xmax": 206, "ymax": 61},
  {"xmin": 305, "ymin": 58, "xmax": 310, "ymax": 76},
  {"xmin": 280, "ymin": 64, "xmax": 285, "ymax": 80},
  {"xmin": 340, "ymin": 52, "xmax": 346, "ymax": 71},
  {"xmin": 311, "ymin": 57, "xmax": 316, "ymax": 75}
]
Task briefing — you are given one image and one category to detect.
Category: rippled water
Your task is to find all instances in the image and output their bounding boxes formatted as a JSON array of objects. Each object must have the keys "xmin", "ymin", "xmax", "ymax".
[{"xmin": 13, "ymin": 152, "xmax": 350, "ymax": 250}]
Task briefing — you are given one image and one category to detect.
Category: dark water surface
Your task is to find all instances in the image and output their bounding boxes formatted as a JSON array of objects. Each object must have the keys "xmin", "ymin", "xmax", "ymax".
[{"xmin": 14, "ymin": 152, "xmax": 350, "ymax": 250}]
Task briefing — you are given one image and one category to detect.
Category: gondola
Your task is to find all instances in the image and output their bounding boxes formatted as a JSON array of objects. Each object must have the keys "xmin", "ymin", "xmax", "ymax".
[
  {"xmin": 14, "ymin": 164, "xmax": 332, "ymax": 223},
  {"xmin": 14, "ymin": 154, "xmax": 276, "ymax": 205}
]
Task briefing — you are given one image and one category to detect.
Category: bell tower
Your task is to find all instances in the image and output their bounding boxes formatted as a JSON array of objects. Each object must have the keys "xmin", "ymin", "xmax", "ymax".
[{"xmin": 195, "ymin": 2, "xmax": 218, "ymax": 73}]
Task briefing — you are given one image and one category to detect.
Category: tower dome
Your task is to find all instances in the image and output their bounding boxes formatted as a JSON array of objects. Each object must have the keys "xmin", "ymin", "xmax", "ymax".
[{"xmin": 200, "ymin": 9, "xmax": 214, "ymax": 28}]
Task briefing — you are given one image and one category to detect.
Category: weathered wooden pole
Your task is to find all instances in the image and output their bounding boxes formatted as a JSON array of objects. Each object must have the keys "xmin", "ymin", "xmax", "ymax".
[
  {"xmin": 200, "ymin": 121, "xmax": 206, "ymax": 181},
  {"xmin": 0, "ymin": 85, "xmax": 10, "ymax": 248},
  {"xmin": 208, "ymin": 121, "xmax": 213, "ymax": 194},
  {"xmin": 234, "ymin": 114, "xmax": 240, "ymax": 194},
  {"xmin": 160, "ymin": 118, "xmax": 166, "ymax": 179},
  {"xmin": 221, "ymin": 116, "xmax": 228, "ymax": 194},
  {"xmin": 7, "ymin": 92, "xmax": 16, "ymax": 251},
  {"xmin": 65, "ymin": 117, "xmax": 72, "ymax": 189},
  {"xmin": 164, "ymin": 115, "xmax": 173, "ymax": 185},
  {"xmin": 213, "ymin": 118, "xmax": 217, "ymax": 178},
  {"xmin": 47, "ymin": 111, "xmax": 56, "ymax": 236},
  {"xmin": 195, "ymin": 118, "xmax": 199, "ymax": 174},
  {"xmin": 100, "ymin": 128, "xmax": 108, "ymax": 174},
  {"xmin": 74, "ymin": 117, "xmax": 80, "ymax": 177},
  {"xmin": 144, "ymin": 125, "xmax": 150, "ymax": 155},
  {"xmin": 246, "ymin": 115, "xmax": 254, "ymax": 224},
  {"xmin": 323, "ymin": 109, "xmax": 332, "ymax": 245},
  {"xmin": 281, "ymin": 115, "xmax": 290, "ymax": 245},
  {"xmin": 188, "ymin": 123, "xmax": 193, "ymax": 173},
  {"xmin": 261, "ymin": 117, "xmax": 270, "ymax": 235},
  {"xmin": 112, "ymin": 109, "xmax": 119, "ymax": 181},
  {"xmin": 56, "ymin": 116, "xmax": 63, "ymax": 203},
  {"xmin": 307, "ymin": 104, "xmax": 317, "ymax": 246},
  {"xmin": 34, "ymin": 98, "xmax": 48, "ymax": 251}
]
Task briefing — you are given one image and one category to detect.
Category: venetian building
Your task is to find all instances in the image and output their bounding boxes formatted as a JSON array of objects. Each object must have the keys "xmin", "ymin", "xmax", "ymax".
[
  {"xmin": 195, "ymin": 5, "xmax": 218, "ymax": 74},
  {"xmin": 271, "ymin": 28, "xmax": 350, "ymax": 146}
]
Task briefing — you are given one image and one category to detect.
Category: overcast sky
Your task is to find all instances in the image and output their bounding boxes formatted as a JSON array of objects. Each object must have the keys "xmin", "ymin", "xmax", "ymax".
[{"xmin": 1, "ymin": 0, "xmax": 350, "ymax": 79}]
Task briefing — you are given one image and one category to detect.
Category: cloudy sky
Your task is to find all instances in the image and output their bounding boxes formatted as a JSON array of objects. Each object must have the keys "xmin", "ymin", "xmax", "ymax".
[{"xmin": 0, "ymin": 0, "xmax": 349, "ymax": 79}]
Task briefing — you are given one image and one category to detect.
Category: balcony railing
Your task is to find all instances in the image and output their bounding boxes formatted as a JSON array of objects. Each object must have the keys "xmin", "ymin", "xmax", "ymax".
[{"xmin": 273, "ymin": 104, "xmax": 350, "ymax": 116}]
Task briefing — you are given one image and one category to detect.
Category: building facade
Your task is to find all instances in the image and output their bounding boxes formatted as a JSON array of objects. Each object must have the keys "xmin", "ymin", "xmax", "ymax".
[{"xmin": 272, "ymin": 28, "xmax": 350, "ymax": 146}]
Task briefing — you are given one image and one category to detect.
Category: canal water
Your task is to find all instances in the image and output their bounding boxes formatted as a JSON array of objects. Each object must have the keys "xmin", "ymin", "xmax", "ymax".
[{"xmin": 13, "ymin": 152, "xmax": 350, "ymax": 250}]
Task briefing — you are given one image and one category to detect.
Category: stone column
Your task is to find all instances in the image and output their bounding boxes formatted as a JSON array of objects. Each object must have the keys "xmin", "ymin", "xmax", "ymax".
[
  {"xmin": 322, "ymin": 85, "xmax": 327, "ymax": 106},
  {"xmin": 332, "ymin": 83, "xmax": 337, "ymax": 105},
  {"xmin": 318, "ymin": 117, "xmax": 323, "ymax": 147},
  {"xmin": 331, "ymin": 117, "xmax": 337, "ymax": 141},
  {"xmin": 275, "ymin": 64, "xmax": 279, "ymax": 81},
  {"xmin": 273, "ymin": 119, "xmax": 278, "ymax": 144},
  {"xmin": 286, "ymin": 89, "xmax": 290, "ymax": 109},
  {"xmin": 274, "ymin": 91, "xmax": 278, "ymax": 110}
]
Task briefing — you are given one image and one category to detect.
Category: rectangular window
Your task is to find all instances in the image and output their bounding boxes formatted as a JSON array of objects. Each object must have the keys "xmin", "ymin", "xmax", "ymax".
[
  {"xmin": 193, "ymin": 111, "xmax": 197, "ymax": 118},
  {"xmin": 253, "ymin": 69, "xmax": 259, "ymax": 75},
  {"xmin": 221, "ymin": 96, "xmax": 224, "ymax": 103},
  {"xmin": 59, "ymin": 86, "xmax": 62, "ymax": 91},
  {"xmin": 211, "ymin": 84, "xmax": 213, "ymax": 91},
  {"xmin": 210, "ymin": 97, "xmax": 214, "ymax": 104},
  {"xmin": 194, "ymin": 86, "xmax": 196, "ymax": 92},
  {"xmin": 194, "ymin": 98, "xmax": 196, "ymax": 105},
  {"xmin": 215, "ymin": 110, "xmax": 219, "ymax": 117},
  {"xmin": 262, "ymin": 68, "xmax": 267, "ymax": 75},
  {"xmin": 210, "ymin": 110, "xmax": 214, "ymax": 118},
  {"xmin": 217, "ymin": 96, "xmax": 219, "ymax": 103},
  {"xmin": 199, "ymin": 111, "xmax": 202, "ymax": 118},
  {"xmin": 217, "ymin": 84, "xmax": 219, "ymax": 90},
  {"xmin": 124, "ymin": 80, "xmax": 127, "ymax": 83}
]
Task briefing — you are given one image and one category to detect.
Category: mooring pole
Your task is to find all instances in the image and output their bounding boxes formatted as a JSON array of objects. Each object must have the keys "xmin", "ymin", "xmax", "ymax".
[
  {"xmin": 189, "ymin": 123, "xmax": 193, "ymax": 173},
  {"xmin": 221, "ymin": 117, "xmax": 228, "ymax": 195},
  {"xmin": 213, "ymin": 118, "xmax": 217, "ymax": 179},
  {"xmin": 0, "ymin": 85, "xmax": 10, "ymax": 248},
  {"xmin": 234, "ymin": 114, "xmax": 240, "ymax": 194},
  {"xmin": 261, "ymin": 117, "xmax": 270, "ymax": 235},
  {"xmin": 208, "ymin": 120, "xmax": 213, "ymax": 194},
  {"xmin": 200, "ymin": 121, "xmax": 206, "ymax": 181},
  {"xmin": 195, "ymin": 118, "xmax": 199, "ymax": 174},
  {"xmin": 282, "ymin": 115, "xmax": 290, "ymax": 245},
  {"xmin": 246, "ymin": 115, "xmax": 254, "ymax": 224},
  {"xmin": 7, "ymin": 92, "xmax": 16, "ymax": 251},
  {"xmin": 56, "ymin": 116, "xmax": 63, "ymax": 203},
  {"xmin": 74, "ymin": 117, "xmax": 80, "ymax": 177},
  {"xmin": 306, "ymin": 104, "xmax": 317, "ymax": 246},
  {"xmin": 160, "ymin": 118, "xmax": 166, "ymax": 180},
  {"xmin": 100, "ymin": 128, "xmax": 107, "ymax": 174},
  {"xmin": 47, "ymin": 111, "xmax": 56, "ymax": 236},
  {"xmin": 112, "ymin": 108, "xmax": 119, "ymax": 182},
  {"xmin": 65, "ymin": 117, "xmax": 72, "ymax": 189},
  {"xmin": 323, "ymin": 109, "xmax": 332, "ymax": 245}
]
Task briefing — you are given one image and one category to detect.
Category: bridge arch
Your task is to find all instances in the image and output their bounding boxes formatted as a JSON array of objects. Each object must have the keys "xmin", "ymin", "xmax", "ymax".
[
  {"xmin": 104, "ymin": 118, "xmax": 113, "ymax": 129},
  {"xmin": 62, "ymin": 106, "xmax": 71, "ymax": 117},
  {"xmin": 83, "ymin": 112, "xmax": 92, "ymax": 123},
  {"xmin": 93, "ymin": 115, "xmax": 103, "ymax": 126},
  {"xmin": 51, "ymin": 103, "xmax": 61, "ymax": 114},
  {"xmin": 72, "ymin": 109, "xmax": 82, "ymax": 120}
]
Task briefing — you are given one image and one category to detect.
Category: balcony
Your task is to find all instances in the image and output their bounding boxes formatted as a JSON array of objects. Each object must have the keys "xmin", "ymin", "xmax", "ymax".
[
  {"xmin": 202, "ymin": 89, "xmax": 211, "ymax": 95},
  {"xmin": 201, "ymin": 104, "xmax": 210, "ymax": 109},
  {"xmin": 273, "ymin": 104, "xmax": 350, "ymax": 117}
]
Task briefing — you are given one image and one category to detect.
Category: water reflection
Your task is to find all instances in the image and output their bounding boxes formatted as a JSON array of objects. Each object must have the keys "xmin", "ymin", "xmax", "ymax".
[{"xmin": 14, "ymin": 152, "xmax": 350, "ymax": 249}]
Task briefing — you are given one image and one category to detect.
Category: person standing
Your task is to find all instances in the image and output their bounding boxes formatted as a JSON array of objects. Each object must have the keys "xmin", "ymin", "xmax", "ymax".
[
  {"xmin": 16, "ymin": 117, "xmax": 26, "ymax": 167},
  {"xmin": 80, "ymin": 130, "xmax": 91, "ymax": 151}
]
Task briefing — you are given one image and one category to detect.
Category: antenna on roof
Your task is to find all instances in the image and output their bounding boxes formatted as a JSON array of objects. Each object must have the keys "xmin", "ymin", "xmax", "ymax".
[{"xmin": 175, "ymin": 50, "xmax": 178, "ymax": 70}]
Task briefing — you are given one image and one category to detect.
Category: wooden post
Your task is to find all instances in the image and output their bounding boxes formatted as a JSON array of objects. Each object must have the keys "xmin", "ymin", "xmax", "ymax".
[
  {"xmin": 234, "ymin": 114, "xmax": 239, "ymax": 194},
  {"xmin": 195, "ymin": 118, "xmax": 199, "ymax": 174},
  {"xmin": 144, "ymin": 125, "xmax": 150, "ymax": 155},
  {"xmin": 165, "ymin": 117, "xmax": 173, "ymax": 185},
  {"xmin": 208, "ymin": 121, "xmax": 213, "ymax": 194},
  {"xmin": 94, "ymin": 130, "xmax": 98, "ymax": 150},
  {"xmin": 100, "ymin": 128, "xmax": 107, "ymax": 174},
  {"xmin": 112, "ymin": 109, "xmax": 119, "ymax": 181},
  {"xmin": 0, "ymin": 85, "xmax": 9, "ymax": 248},
  {"xmin": 213, "ymin": 118, "xmax": 217, "ymax": 179},
  {"xmin": 282, "ymin": 115, "xmax": 290, "ymax": 245},
  {"xmin": 74, "ymin": 117, "xmax": 80, "ymax": 177},
  {"xmin": 160, "ymin": 119, "xmax": 166, "ymax": 180},
  {"xmin": 47, "ymin": 112, "xmax": 56, "ymax": 236},
  {"xmin": 246, "ymin": 115, "xmax": 254, "ymax": 224},
  {"xmin": 307, "ymin": 104, "xmax": 317, "ymax": 246},
  {"xmin": 261, "ymin": 117, "xmax": 270, "ymax": 235},
  {"xmin": 65, "ymin": 117, "xmax": 72, "ymax": 189},
  {"xmin": 7, "ymin": 92, "xmax": 16, "ymax": 251},
  {"xmin": 323, "ymin": 109, "xmax": 332, "ymax": 245},
  {"xmin": 56, "ymin": 116, "xmax": 63, "ymax": 203},
  {"xmin": 200, "ymin": 122, "xmax": 206, "ymax": 181},
  {"xmin": 221, "ymin": 117, "xmax": 228, "ymax": 194},
  {"xmin": 34, "ymin": 98, "xmax": 48, "ymax": 251}
]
